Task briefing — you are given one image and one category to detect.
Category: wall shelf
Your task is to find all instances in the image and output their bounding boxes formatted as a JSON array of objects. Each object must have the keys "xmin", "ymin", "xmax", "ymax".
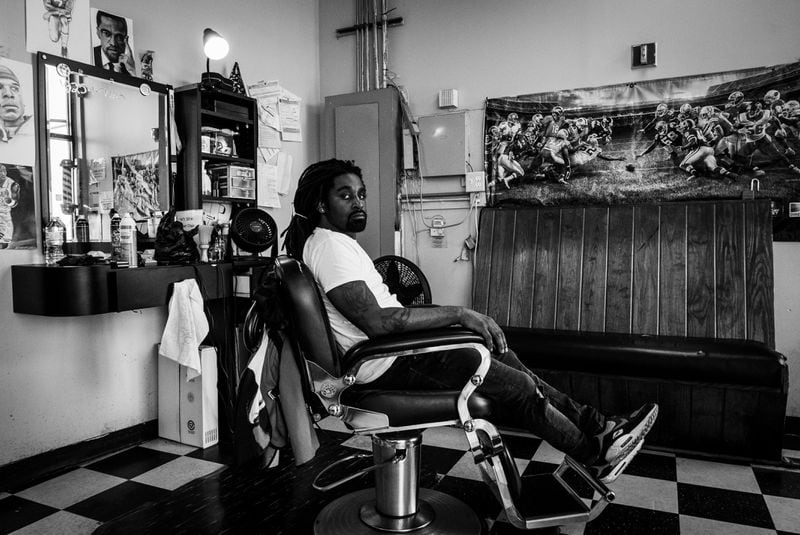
[
  {"xmin": 200, "ymin": 109, "xmax": 254, "ymax": 125},
  {"xmin": 199, "ymin": 153, "xmax": 254, "ymax": 165},
  {"xmin": 174, "ymin": 84, "xmax": 258, "ymax": 211}
]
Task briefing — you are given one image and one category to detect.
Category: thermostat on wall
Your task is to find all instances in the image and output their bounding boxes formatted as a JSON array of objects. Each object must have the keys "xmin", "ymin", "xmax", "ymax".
[{"xmin": 632, "ymin": 42, "xmax": 656, "ymax": 68}]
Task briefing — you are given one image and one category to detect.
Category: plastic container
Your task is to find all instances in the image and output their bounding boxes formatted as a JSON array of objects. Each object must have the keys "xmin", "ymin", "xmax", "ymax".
[
  {"xmin": 119, "ymin": 212, "xmax": 138, "ymax": 268},
  {"xmin": 220, "ymin": 222, "xmax": 229, "ymax": 261},
  {"xmin": 75, "ymin": 215, "xmax": 89, "ymax": 242},
  {"xmin": 44, "ymin": 217, "xmax": 66, "ymax": 266},
  {"xmin": 110, "ymin": 211, "xmax": 122, "ymax": 261},
  {"xmin": 150, "ymin": 210, "xmax": 163, "ymax": 238},
  {"xmin": 208, "ymin": 225, "xmax": 226, "ymax": 263}
]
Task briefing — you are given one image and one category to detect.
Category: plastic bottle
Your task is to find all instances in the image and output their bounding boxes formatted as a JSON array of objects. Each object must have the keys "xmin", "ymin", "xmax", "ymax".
[
  {"xmin": 44, "ymin": 217, "xmax": 66, "ymax": 266},
  {"xmin": 75, "ymin": 214, "xmax": 89, "ymax": 242},
  {"xmin": 202, "ymin": 170, "xmax": 212, "ymax": 196},
  {"xmin": 220, "ymin": 222, "xmax": 230, "ymax": 261},
  {"xmin": 110, "ymin": 211, "xmax": 122, "ymax": 261},
  {"xmin": 119, "ymin": 212, "xmax": 138, "ymax": 268},
  {"xmin": 150, "ymin": 210, "xmax": 163, "ymax": 238},
  {"xmin": 208, "ymin": 225, "xmax": 224, "ymax": 263}
]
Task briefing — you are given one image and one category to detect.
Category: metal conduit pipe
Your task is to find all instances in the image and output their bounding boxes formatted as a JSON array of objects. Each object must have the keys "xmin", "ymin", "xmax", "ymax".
[{"xmin": 372, "ymin": 0, "xmax": 379, "ymax": 90}]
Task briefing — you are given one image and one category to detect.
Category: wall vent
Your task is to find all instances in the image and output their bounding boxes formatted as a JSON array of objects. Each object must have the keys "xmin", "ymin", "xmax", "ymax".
[{"xmin": 438, "ymin": 89, "xmax": 459, "ymax": 109}]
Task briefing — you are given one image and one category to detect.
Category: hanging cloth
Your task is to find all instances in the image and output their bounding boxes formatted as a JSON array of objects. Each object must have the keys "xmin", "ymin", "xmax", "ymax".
[{"xmin": 158, "ymin": 279, "xmax": 209, "ymax": 380}]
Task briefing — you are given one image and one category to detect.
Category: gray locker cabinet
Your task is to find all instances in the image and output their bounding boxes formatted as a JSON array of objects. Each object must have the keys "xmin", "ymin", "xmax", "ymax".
[{"xmin": 322, "ymin": 88, "xmax": 400, "ymax": 259}]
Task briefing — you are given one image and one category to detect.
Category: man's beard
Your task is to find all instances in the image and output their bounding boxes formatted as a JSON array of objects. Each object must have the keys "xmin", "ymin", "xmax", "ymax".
[{"xmin": 346, "ymin": 211, "xmax": 367, "ymax": 232}]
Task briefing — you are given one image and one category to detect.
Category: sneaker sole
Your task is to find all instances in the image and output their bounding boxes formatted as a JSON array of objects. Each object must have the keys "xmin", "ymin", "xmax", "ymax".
[
  {"xmin": 600, "ymin": 438, "xmax": 644, "ymax": 484},
  {"xmin": 605, "ymin": 405, "xmax": 659, "ymax": 465}
]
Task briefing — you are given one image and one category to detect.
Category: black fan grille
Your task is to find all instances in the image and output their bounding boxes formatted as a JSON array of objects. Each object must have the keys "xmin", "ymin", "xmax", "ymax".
[
  {"xmin": 373, "ymin": 255, "xmax": 431, "ymax": 306},
  {"xmin": 231, "ymin": 208, "xmax": 277, "ymax": 253}
]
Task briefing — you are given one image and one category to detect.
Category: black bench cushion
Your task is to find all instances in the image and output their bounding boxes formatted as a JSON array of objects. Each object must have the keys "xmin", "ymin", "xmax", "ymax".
[{"xmin": 504, "ymin": 327, "xmax": 787, "ymax": 389}]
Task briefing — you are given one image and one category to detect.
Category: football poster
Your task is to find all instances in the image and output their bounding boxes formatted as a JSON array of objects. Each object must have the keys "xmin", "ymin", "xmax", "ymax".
[
  {"xmin": 484, "ymin": 61, "xmax": 800, "ymax": 240},
  {"xmin": 112, "ymin": 150, "xmax": 160, "ymax": 220}
]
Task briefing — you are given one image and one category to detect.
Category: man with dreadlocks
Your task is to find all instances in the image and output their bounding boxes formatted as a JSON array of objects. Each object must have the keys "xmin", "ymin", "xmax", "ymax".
[{"xmin": 282, "ymin": 158, "xmax": 658, "ymax": 484}]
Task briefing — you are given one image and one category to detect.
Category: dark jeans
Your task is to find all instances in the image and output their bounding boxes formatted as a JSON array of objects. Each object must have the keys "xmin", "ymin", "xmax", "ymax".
[{"xmin": 357, "ymin": 348, "xmax": 607, "ymax": 464}]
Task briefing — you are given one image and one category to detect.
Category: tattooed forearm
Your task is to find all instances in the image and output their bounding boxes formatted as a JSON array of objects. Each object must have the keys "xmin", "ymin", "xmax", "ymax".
[
  {"xmin": 328, "ymin": 281, "xmax": 464, "ymax": 337},
  {"xmin": 380, "ymin": 308, "xmax": 412, "ymax": 333},
  {"xmin": 339, "ymin": 282, "xmax": 375, "ymax": 317}
]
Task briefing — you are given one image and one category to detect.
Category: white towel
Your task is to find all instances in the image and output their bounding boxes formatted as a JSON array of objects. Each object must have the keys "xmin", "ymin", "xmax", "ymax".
[{"xmin": 159, "ymin": 279, "xmax": 209, "ymax": 380}]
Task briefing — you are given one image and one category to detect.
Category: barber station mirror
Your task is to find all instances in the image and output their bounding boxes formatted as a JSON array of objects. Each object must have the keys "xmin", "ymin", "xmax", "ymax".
[{"xmin": 35, "ymin": 52, "xmax": 171, "ymax": 254}]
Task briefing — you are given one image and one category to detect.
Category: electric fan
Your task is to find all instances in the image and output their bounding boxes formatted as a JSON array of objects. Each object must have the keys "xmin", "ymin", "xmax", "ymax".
[
  {"xmin": 373, "ymin": 255, "xmax": 432, "ymax": 306},
  {"xmin": 230, "ymin": 207, "xmax": 278, "ymax": 259}
]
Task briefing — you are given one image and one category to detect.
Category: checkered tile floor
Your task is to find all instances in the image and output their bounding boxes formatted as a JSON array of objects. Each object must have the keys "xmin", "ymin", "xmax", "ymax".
[
  {"xmin": 2, "ymin": 419, "xmax": 799, "ymax": 534},
  {"xmin": 0, "ymin": 439, "xmax": 229, "ymax": 534}
]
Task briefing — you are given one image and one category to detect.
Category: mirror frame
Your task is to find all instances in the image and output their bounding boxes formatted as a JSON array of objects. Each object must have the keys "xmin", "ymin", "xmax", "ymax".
[{"xmin": 35, "ymin": 51, "xmax": 173, "ymax": 254}]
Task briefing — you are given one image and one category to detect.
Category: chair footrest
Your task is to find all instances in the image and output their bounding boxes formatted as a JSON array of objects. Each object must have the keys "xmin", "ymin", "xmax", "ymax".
[{"xmin": 515, "ymin": 473, "xmax": 590, "ymax": 522}]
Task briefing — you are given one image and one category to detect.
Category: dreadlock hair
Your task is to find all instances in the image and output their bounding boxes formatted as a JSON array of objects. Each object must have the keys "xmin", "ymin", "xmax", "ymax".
[{"xmin": 281, "ymin": 158, "xmax": 363, "ymax": 260}]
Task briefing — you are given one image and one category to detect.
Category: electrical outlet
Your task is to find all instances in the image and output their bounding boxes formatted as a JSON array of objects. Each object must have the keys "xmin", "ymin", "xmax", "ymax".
[
  {"xmin": 470, "ymin": 191, "xmax": 486, "ymax": 207},
  {"xmin": 465, "ymin": 171, "xmax": 486, "ymax": 192},
  {"xmin": 430, "ymin": 228, "xmax": 444, "ymax": 237}
]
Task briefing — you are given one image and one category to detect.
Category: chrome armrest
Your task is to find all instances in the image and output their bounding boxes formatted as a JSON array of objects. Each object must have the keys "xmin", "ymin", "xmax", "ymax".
[
  {"xmin": 306, "ymin": 327, "xmax": 492, "ymax": 434},
  {"xmin": 341, "ymin": 327, "xmax": 485, "ymax": 374}
]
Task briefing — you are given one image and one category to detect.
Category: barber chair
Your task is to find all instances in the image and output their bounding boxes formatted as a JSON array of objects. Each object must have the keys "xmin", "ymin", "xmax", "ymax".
[{"xmin": 274, "ymin": 256, "xmax": 614, "ymax": 534}]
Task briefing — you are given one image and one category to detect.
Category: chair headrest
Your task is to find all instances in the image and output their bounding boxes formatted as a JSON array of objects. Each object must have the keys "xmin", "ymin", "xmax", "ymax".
[{"xmin": 274, "ymin": 256, "xmax": 341, "ymax": 377}]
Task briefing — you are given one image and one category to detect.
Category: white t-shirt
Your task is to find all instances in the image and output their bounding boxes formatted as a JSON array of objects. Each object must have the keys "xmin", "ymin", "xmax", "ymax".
[{"xmin": 303, "ymin": 228, "xmax": 402, "ymax": 383}]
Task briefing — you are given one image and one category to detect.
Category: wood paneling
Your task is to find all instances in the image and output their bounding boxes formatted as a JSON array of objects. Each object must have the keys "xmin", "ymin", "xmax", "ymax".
[
  {"xmin": 659, "ymin": 205, "xmax": 687, "ymax": 336},
  {"xmin": 580, "ymin": 207, "xmax": 609, "ymax": 332},
  {"xmin": 508, "ymin": 210, "xmax": 538, "ymax": 327},
  {"xmin": 556, "ymin": 208, "xmax": 584, "ymax": 330},
  {"xmin": 690, "ymin": 385, "xmax": 725, "ymax": 451},
  {"xmin": 716, "ymin": 203, "xmax": 746, "ymax": 339},
  {"xmin": 745, "ymin": 202, "xmax": 775, "ymax": 344},
  {"xmin": 632, "ymin": 206, "xmax": 661, "ymax": 334},
  {"xmin": 686, "ymin": 204, "xmax": 715, "ymax": 338},
  {"xmin": 487, "ymin": 211, "xmax": 516, "ymax": 324},
  {"xmin": 475, "ymin": 200, "xmax": 774, "ymax": 346},
  {"xmin": 472, "ymin": 209, "xmax": 494, "ymax": 313},
  {"xmin": 533, "ymin": 209, "xmax": 560, "ymax": 329},
  {"xmin": 605, "ymin": 206, "xmax": 634, "ymax": 333}
]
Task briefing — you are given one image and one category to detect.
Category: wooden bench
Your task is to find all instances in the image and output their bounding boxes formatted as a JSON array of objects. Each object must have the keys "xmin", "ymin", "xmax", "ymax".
[{"xmin": 472, "ymin": 199, "xmax": 788, "ymax": 461}]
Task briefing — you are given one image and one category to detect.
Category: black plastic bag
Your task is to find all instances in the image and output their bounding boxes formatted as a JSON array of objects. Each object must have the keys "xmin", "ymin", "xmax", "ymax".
[{"xmin": 154, "ymin": 209, "xmax": 199, "ymax": 265}]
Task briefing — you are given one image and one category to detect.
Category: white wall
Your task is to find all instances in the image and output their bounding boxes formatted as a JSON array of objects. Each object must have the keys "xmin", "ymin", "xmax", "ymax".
[
  {"xmin": 319, "ymin": 0, "xmax": 800, "ymax": 416},
  {"xmin": 0, "ymin": 0, "xmax": 320, "ymax": 467}
]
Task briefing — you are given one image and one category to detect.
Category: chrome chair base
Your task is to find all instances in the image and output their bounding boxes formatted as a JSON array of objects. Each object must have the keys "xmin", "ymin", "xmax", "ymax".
[{"xmin": 314, "ymin": 488, "xmax": 482, "ymax": 534}]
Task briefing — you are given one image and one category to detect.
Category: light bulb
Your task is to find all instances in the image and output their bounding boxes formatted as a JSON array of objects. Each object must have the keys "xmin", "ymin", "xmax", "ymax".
[{"xmin": 203, "ymin": 28, "xmax": 229, "ymax": 60}]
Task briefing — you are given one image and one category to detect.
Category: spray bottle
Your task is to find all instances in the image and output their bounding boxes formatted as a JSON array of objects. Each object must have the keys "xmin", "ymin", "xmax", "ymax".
[{"xmin": 119, "ymin": 212, "xmax": 138, "ymax": 268}]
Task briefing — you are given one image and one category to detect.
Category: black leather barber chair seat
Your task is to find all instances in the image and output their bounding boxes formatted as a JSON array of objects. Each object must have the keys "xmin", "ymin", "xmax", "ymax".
[{"xmin": 274, "ymin": 256, "xmax": 614, "ymax": 533}]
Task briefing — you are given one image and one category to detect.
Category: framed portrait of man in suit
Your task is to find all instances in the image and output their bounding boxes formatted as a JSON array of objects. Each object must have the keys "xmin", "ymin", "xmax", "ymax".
[{"xmin": 90, "ymin": 8, "xmax": 137, "ymax": 77}]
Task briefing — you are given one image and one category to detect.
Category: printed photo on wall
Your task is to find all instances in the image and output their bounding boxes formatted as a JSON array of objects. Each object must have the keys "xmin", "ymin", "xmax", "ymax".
[
  {"xmin": 25, "ymin": 0, "xmax": 92, "ymax": 63},
  {"xmin": 0, "ymin": 163, "xmax": 36, "ymax": 250},
  {"xmin": 90, "ymin": 8, "xmax": 137, "ymax": 77},
  {"xmin": 484, "ymin": 61, "xmax": 800, "ymax": 241},
  {"xmin": 112, "ymin": 150, "xmax": 160, "ymax": 220},
  {"xmin": 0, "ymin": 58, "xmax": 35, "ymax": 168}
]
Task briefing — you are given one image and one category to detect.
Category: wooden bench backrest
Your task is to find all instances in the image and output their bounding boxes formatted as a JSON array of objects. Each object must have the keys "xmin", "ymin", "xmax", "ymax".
[{"xmin": 472, "ymin": 200, "xmax": 775, "ymax": 347}]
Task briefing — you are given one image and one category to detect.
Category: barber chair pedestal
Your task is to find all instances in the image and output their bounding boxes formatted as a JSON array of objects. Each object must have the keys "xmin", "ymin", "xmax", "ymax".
[{"xmin": 314, "ymin": 431, "xmax": 481, "ymax": 534}]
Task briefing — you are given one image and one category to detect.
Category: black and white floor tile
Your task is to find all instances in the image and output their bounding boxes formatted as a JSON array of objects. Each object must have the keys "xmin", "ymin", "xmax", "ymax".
[
  {"xmin": 2, "ymin": 420, "xmax": 799, "ymax": 534},
  {"xmin": 0, "ymin": 439, "xmax": 227, "ymax": 534}
]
